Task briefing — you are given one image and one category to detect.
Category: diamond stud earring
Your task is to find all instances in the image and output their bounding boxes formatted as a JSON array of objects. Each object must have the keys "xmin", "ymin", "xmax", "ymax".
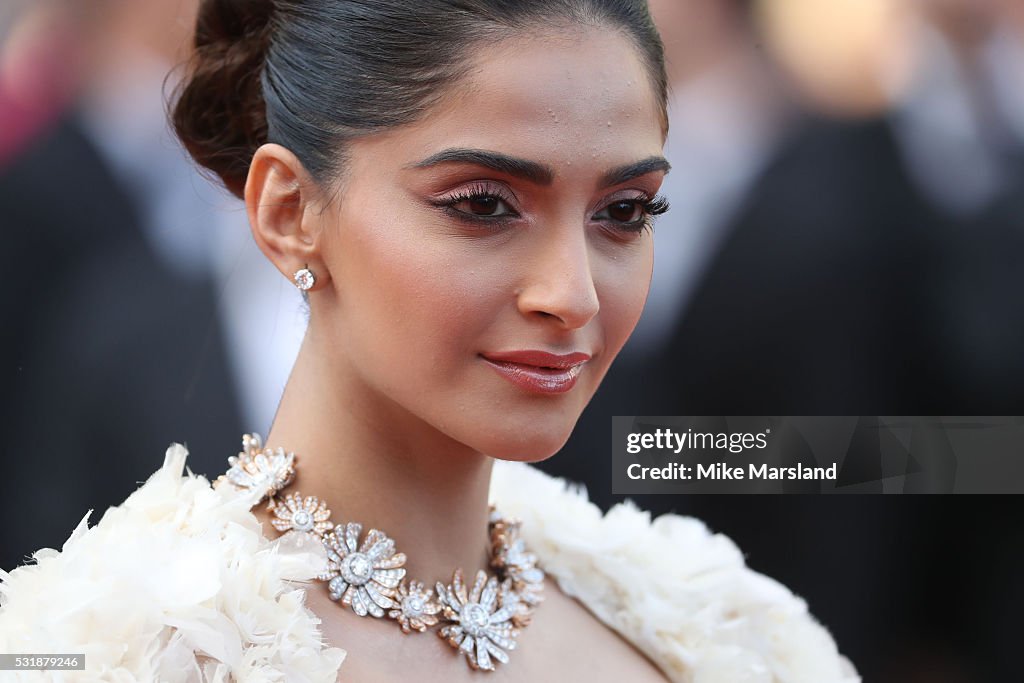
[{"xmin": 293, "ymin": 266, "xmax": 316, "ymax": 291}]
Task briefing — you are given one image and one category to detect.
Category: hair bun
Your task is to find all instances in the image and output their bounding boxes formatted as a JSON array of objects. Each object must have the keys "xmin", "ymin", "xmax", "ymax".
[{"xmin": 170, "ymin": 0, "xmax": 276, "ymax": 199}]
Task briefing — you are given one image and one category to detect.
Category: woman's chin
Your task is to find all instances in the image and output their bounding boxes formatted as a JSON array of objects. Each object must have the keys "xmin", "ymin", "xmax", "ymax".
[{"xmin": 479, "ymin": 426, "xmax": 576, "ymax": 463}]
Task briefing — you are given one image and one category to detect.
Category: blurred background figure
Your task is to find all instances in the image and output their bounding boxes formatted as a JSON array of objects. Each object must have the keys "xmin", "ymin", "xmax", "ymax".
[
  {"xmin": 0, "ymin": 0, "xmax": 306, "ymax": 571},
  {"xmin": 0, "ymin": 2, "xmax": 80, "ymax": 166},
  {"xmin": 895, "ymin": 0, "xmax": 1024, "ymax": 407},
  {"xmin": 547, "ymin": 1, "xmax": 1024, "ymax": 682},
  {"xmin": 750, "ymin": 0, "xmax": 1024, "ymax": 409}
]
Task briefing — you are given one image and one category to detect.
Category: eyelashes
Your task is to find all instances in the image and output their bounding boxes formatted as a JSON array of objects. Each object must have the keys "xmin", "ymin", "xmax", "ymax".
[
  {"xmin": 632, "ymin": 195, "xmax": 670, "ymax": 233},
  {"xmin": 432, "ymin": 182, "xmax": 519, "ymax": 222},
  {"xmin": 430, "ymin": 183, "xmax": 670, "ymax": 235},
  {"xmin": 641, "ymin": 195, "xmax": 671, "ymax": 218}
]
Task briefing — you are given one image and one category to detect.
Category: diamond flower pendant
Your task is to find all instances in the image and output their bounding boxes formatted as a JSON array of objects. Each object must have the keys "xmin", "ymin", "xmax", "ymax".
[
  {"xmin": 215, "ymin": 433, "xmax": 295, "ymax": 502},
  {"xmin": 320, "ymin": 522, "xmax": 407, "ymax": 617},
  {"xmin": 436, "ymin": 568, "xmax": 520, "ymax": 672},
  {"xmin": 270, "ymin": 491, "xmax": 334, "ymax": 536},
  {"xmin": 392, "ymin": 579, "xmax": 443, "ymax": 633}
]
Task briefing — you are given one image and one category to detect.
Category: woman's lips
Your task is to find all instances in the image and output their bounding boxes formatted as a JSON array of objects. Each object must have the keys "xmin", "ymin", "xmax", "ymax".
[{"xmin": 479, "ymin": 350, "xmax": 590, "ymax": 394}]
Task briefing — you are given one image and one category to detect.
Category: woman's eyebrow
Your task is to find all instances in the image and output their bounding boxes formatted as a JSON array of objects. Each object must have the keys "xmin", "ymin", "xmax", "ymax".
[
  {"xmin": 408, "ymin": 148, "xmax": 670, "ymax": 188},
  {"xmin": 601, "ymin": 156, "xmax": 671, "ymax": 187},
  {"xmin": 409, "ymin": 148, "xmax": 554, "ymax": 185}
]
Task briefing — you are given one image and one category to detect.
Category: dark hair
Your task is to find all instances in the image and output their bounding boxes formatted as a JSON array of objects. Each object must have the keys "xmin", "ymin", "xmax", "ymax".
[{"xmin": 170, "ymin": 0, "xmax": 668, "ymax": 201}]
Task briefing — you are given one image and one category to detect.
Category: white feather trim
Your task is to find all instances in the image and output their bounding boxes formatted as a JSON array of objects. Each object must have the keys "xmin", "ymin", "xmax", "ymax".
[
  {"xmin": 488, "ymin": 459, "xmax": 861, "ymax": 683},
  {"xmin": 0, "ymin": 444, "xmax": 346, "ymax": 682},
  {"xmin": 0, "ymin": 445, "xmax": 859, "ymax": 683}
]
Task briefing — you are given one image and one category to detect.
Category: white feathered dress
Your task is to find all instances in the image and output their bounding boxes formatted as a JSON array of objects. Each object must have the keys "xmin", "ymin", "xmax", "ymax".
[{"xmin": 0, "ymin": 444, "xmax": 859, "ymax": 682}]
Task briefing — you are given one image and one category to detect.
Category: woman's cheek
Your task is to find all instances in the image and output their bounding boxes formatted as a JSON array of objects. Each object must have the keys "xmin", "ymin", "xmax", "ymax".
[
  {"xmin": 595, "ymin": 244, "xmax": 654, "ymax": 351},
  {"xmin": 382, "ymin": 241, "xmax": 487, "ymax": 369}
]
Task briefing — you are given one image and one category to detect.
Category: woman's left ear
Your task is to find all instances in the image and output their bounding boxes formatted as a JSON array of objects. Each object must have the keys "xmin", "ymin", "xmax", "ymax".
[{"xmin": 244, "ymin": 143, "xmax": 330, "ymax": 290}]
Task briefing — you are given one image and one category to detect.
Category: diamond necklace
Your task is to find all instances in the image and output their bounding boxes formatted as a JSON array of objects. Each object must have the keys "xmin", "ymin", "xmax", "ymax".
[{"xmin": 214, "ymin": 433, "xmax": 546, "ymax": 673}]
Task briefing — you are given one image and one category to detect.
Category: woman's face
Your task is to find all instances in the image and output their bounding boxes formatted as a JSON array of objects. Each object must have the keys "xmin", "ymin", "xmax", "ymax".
[{"xmin": 313, "ymin": 27, "xmax": 668, "ymax": 461}]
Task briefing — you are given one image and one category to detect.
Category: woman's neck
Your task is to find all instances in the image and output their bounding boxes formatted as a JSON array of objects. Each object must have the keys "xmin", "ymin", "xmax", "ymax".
[{"xmin": 262, "ymin": 326, "xmax": 496, "ymax": 582}]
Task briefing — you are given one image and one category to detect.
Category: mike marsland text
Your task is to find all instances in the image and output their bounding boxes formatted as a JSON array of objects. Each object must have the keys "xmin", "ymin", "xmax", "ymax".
[{"xmin": 627, "ymin": 462, "xmax": 838, "ymax": 481}]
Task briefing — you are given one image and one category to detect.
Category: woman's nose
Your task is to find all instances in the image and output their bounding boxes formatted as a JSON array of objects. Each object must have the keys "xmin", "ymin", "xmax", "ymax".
[{"xmin": 515, "ymin": 226, "xmax": 600, "ymax": 330}]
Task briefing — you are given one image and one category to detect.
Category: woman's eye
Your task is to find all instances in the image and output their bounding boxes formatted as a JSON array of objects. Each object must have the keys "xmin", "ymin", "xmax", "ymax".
[
  {"xmin": 593, "ymin": 194, "xmax": 669, "ymax": 233},
  {"xmin": 603, "ymin": 200, "xmax": 644, "ymax": 223},
  {"xmin": 453, "ymin": 194, "xmax": 513, "ymax": 217},
  {"xmin": 594, "ymin": 199, "xmax": 645, "ymax": 225}
]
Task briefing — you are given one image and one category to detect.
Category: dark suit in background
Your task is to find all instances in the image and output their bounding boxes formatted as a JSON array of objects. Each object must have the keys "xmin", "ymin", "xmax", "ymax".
[{"xmin": 1, "ymin": 111, "xmax": 244, "ymax": 570}]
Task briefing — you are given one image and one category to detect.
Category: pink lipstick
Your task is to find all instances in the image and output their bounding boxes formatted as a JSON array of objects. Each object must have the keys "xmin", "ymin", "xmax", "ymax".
[{"xmin": 479, "ymin": 350, "xmax": 590, "ymax": 395}]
